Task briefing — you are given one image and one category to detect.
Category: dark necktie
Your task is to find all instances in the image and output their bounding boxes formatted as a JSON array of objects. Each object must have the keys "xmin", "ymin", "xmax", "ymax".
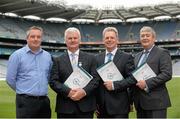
[{"xmin": 138, "ymin": 50, "xmax": 149, "ymax": 67}]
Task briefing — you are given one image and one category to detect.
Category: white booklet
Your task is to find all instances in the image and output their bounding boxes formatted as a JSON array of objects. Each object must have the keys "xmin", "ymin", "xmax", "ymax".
[
  {"xmin": 133, "ymin": 63, "xmax": 156, "ymax": 81},
  {"xmin": 97, "ymin": 61, "xmax": 124, "ymax": 82},
  {"xmin": 64, "ymin": 66, "xmax": 93, "ymax": 89}
]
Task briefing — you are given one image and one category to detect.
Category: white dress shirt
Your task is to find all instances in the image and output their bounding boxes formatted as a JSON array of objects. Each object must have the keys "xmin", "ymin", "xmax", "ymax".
[{"xmin": 68, "ymin": 49, "xmax": 79, "ymax": 69}]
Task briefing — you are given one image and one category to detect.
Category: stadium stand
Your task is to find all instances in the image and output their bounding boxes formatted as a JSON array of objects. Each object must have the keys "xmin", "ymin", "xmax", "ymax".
[
  {"xmin": 0, "ymin": 0, "xmax": 180, "ymax": 78},
  {"xmin": 172, "ymin": 60, "xmax": 180, "ymax": 77},
  {"xmin": 0, "ymin": 59, "xmax": 7, "ymax": 80},
  {"xmin": 0, "ymin": 17, "xmax": 180, "ymax": 42}
]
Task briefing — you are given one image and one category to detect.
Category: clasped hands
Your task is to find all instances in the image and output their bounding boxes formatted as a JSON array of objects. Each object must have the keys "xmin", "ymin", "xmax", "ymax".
[
  {"xmin": 68, "ymin": 88, "xmax": 86, "ymax": 101},
  {"xmin": 136, "ymin": 80, "xmax": 146, "ymax": 90}
]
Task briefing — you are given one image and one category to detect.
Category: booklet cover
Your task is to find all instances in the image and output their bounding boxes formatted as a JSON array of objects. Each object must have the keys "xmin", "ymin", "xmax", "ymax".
[
  {"xmin": 133, "ymin": 63, "xmax": 156, "ymax": 81},
  {"xmin": 97, "ymin": 61, "xmax": 124, "ymax": 82},
  {"xmin": 64, "ymin": 66, "xmax": 93, "ymax": 89}
]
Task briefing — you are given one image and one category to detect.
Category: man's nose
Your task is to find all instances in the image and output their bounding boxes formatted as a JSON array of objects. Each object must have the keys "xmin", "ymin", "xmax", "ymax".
[
  {"xmin": 107, "ymin": 37, "xmax": 112, "ymax": 41},
  {"xmin": 71, "ymin": 38, "xmax": 76, "ymax": 41},
  {"xmin": 34, "ymin": 36, "xmax": 39, "ymax": 40}
]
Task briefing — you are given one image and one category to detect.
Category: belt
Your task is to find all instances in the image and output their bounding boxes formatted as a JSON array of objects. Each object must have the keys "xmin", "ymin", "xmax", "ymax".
[{"xmin": 17, "ymin": 94, "xmax": 47, "ymax": 99}]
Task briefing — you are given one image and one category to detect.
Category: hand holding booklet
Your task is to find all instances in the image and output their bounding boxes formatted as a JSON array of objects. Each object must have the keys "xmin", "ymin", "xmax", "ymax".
[
  {"xmin": 132, "ymin": 63, "xmax": 156, "ymax": 81},
  {"xmin": 97, "ymin": 61, "xmax": 124, "ymax": 82},
  {"xmin": 64, "ymin": 66, "xmax": 93, "ymax": 89}
]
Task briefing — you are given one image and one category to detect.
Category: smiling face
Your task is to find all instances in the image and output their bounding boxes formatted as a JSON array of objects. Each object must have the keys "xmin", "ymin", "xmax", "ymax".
[
  {"xmin": 65, "ymin": 31, "xmax": 80, "ymax": 53},
  {"xmin": 103, "ymin": 29, "xmax": 118, "ymax": 52},
  {"xmin": 140, "ymin": 31, "xmax": 155, "ymax": 50},
  {"xmin": 26, "ymin": 28, "xmax": 42, "ymax": 52},
  {"xmin": 140, "ymin": 26, "xmax": 156, "ymax": 50}
]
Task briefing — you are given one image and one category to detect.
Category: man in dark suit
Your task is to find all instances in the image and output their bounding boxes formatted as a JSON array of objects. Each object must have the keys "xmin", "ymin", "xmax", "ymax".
[
  {"xmin": 133, "ymin": 26, "xmax": 172, "ymax": 118},
  {"xmin": 96, "ymin": 27, "xmax": 135, "ymax": 118},
  {"xmin": 49, "ymin": 27, "xmax": 99, "ymax": 118}
]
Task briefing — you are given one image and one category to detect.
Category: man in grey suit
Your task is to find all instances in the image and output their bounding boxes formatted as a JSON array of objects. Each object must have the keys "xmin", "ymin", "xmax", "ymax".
[
  {"xmin": 133, "ymin": 26, "xmax": 172, "ymax": 118},
  {"xmin": 96, "ymin": 27, "xmax": 135, "ymax": 118},
  {"xmin": 49, "ymin": 27, "xmax": 99, "ymax": 118}
]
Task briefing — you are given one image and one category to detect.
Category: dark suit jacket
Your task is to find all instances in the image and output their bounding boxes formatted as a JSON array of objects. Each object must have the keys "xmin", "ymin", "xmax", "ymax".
[
  {"xmin": 96, "ymin": 49, "xmax": 135, "ymax": 115},
  {"xmin": 133, "ymin": 46, "xmax": 172, "ymax": 111},
  {"xmin": 49, "ymin": 50, "xmax": 99, "ymax": 114}
]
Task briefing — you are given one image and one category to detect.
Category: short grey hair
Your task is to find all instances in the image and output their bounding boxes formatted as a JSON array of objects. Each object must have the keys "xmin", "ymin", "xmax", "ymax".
[
  {"xmin": 140, "ymin": 26, "xmax": 156, "ymax": 38},
  {"xmin": 26, "ymin": 26, "xmax": 43, "ymax": 37},
  {"xmin": 64, "ymin": 27, "xmax": 81, "ymax": 40},
  {"xmin": 103, "ymin": 27, "xmax": 119, "ymax": 39}
]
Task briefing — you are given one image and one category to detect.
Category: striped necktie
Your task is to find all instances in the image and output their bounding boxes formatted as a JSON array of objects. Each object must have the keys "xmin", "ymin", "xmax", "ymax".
[
  {"xmin": 138, "ymin": 50, "xmax": 149, "ymax": 67},
  {"xmin": 71, "ymin": 53, "xmax": 77, "ymax": 70},
  {"xmin": 107, "ymin": 52, "xmax": 113, "ymax": 62}
]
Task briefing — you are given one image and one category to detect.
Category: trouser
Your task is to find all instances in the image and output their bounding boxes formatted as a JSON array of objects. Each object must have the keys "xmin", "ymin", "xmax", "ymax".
[
  {"xmin": 57, "ymin": 112, "xmax": 94, "ymax": 118},
  {"xmin": 136, "ymin": 105, "xmax": 167, "ymax": 118},
  {"xmin": 57, "ymin": 103, "xmax": 94, "ymax": 118},
  {"xmin": 16, "ymin": 94, "xmax": 51, "ymax": 118},
  {"xmin": 97, "ymin": 104, "xmax": 128, "ymax": 118}
]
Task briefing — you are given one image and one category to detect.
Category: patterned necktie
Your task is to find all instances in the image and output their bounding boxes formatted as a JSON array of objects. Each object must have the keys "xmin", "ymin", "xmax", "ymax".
[
  {"xmin": 138, "ymin": 50, "xmax": 149, "ymax": 67},
  {"xmin": 107, "ymin": 52, "xmax": 113, "ymax": 62},
  {"xmin": 71, "ymin": 53, "xmax": 77, "ymax": 70}
]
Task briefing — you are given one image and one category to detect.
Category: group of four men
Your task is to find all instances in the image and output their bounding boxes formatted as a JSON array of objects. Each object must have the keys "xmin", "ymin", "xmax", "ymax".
[{"xmin": 6, "ymin": 25, "xmax": 172, "ymax": 118}]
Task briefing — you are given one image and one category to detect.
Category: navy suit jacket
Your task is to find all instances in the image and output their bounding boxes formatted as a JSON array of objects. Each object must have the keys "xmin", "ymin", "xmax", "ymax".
[
  {"xmin": 96, "ymin": 49, "xmax": 135, "ymax": 115},
  {"xmin": 49, "ymin": 50, "xmax": 99, "ymax": 113}
]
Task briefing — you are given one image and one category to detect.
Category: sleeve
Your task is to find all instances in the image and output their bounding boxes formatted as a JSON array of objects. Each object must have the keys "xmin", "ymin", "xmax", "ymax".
[
  {"xmin": 6, "ymin": 52, "xmax": 19, "ymax": 91},
  {"xmin": 83, "ymin": 55, "xmax": 100, "ymax": 96},
  {"xmin": 145, "ymin": 49, "xmax": 172, "ymax": 90},
  {"xmin": 113, "ymin": 54, "xmax": 137, "ymax": 91},
  {"xmin": 49, "ymin": 57, "xmax": 71, "ymax": 98}
]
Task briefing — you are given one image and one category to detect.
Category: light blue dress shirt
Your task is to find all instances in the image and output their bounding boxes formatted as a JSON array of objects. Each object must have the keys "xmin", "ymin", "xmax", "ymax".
[
  {"xmin": 138, "ymin": 45, "xmax": 154, "ymax": 67},
  {"xmin": 6, "ymin": 45, "xmax": 52, "ymax": 96},
  {"xmin": 104, "ymin": 47, "xmax": 117, "ymax": 63}
]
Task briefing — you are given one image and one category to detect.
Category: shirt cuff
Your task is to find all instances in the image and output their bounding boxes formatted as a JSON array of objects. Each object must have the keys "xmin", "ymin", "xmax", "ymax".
[{"xmin": 83, "ymin": 89, "xmax": 87, "ymax": 96}]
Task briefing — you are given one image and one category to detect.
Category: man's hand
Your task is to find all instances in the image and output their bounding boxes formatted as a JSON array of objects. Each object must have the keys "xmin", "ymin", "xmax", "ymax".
[
  {"xmin": 136, "ymin": 80, "xmax": 146, "ymax": 90},
  {"xmin": 104, "ymin": 81, "xmax": 113, "ymax": 91},
  {"xmin": 70, "ymin": 88, "xmax": 86, "ymax": 101},
  {"xmin": 68, "ymin": 89, "xmax": 76, "ymax": 98}
]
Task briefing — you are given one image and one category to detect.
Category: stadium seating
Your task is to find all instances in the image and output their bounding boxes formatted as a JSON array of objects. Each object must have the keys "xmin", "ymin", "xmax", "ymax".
[
  {"xmin": 173, "ymin": 60, "xmax": 180, "ymax": 76},
  {"xmin": 0, "ymin": 59, "xmax": 7, "ymax": 79},
  {"xmin": 0, "ymin": 16, "xmax": 180, "ymax": 78},
  {"xmin": 0, "ymin": 17, "xmax": 180, "ymax": 42}
]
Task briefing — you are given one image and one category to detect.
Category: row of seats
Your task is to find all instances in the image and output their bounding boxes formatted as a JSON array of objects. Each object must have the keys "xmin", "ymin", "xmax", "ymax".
[
  {"xmin": 0, "ymin": 59, "xmax": 8, "ymax": 79},
  {"xmin": 0, "ymin": 16, "xmax": 180, "ymax": 42}
]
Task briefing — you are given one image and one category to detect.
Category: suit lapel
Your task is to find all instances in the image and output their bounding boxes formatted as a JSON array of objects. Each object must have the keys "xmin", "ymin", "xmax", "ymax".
[
  {"xmin": 98, "ymin": 52, "xmax": 106, "ymax": 66},
  {"xmin": 78, "ymin": 51, "xmax": 85, "ymax": 66},
  {"xmin": 135, "ymin": 51, "xmax": 143, "ymax": 68},
  {"xmin": 62, "ymin": 52, "xmax": 73, "ymax": 72},
  {"xmin": 146, "ymin": 46, "xmax": 157, "ymax": 63},
  {"xmin": 113, "ymin": 50, "xmax": 122, "ymax": 64},
  {"xmin": 135, "ymin": 46, "xmax": 157, "ymax": 67},
  {"xmin": 101, "ymin": 52, "xmax": 106, "ymax": 64}
]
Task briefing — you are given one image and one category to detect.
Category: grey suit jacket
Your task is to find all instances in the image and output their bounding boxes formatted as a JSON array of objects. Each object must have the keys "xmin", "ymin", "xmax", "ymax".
[
  {"xmin": 96, "ymin": 49, "xmax": 135, "ymax": 115},
  {"xmin": 133, "ymin": 46, "xmax": 172, "ymax": 110},
  {"xmin": 49, "ymin": 50, "xmax": 99, "ymax": 113}
]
